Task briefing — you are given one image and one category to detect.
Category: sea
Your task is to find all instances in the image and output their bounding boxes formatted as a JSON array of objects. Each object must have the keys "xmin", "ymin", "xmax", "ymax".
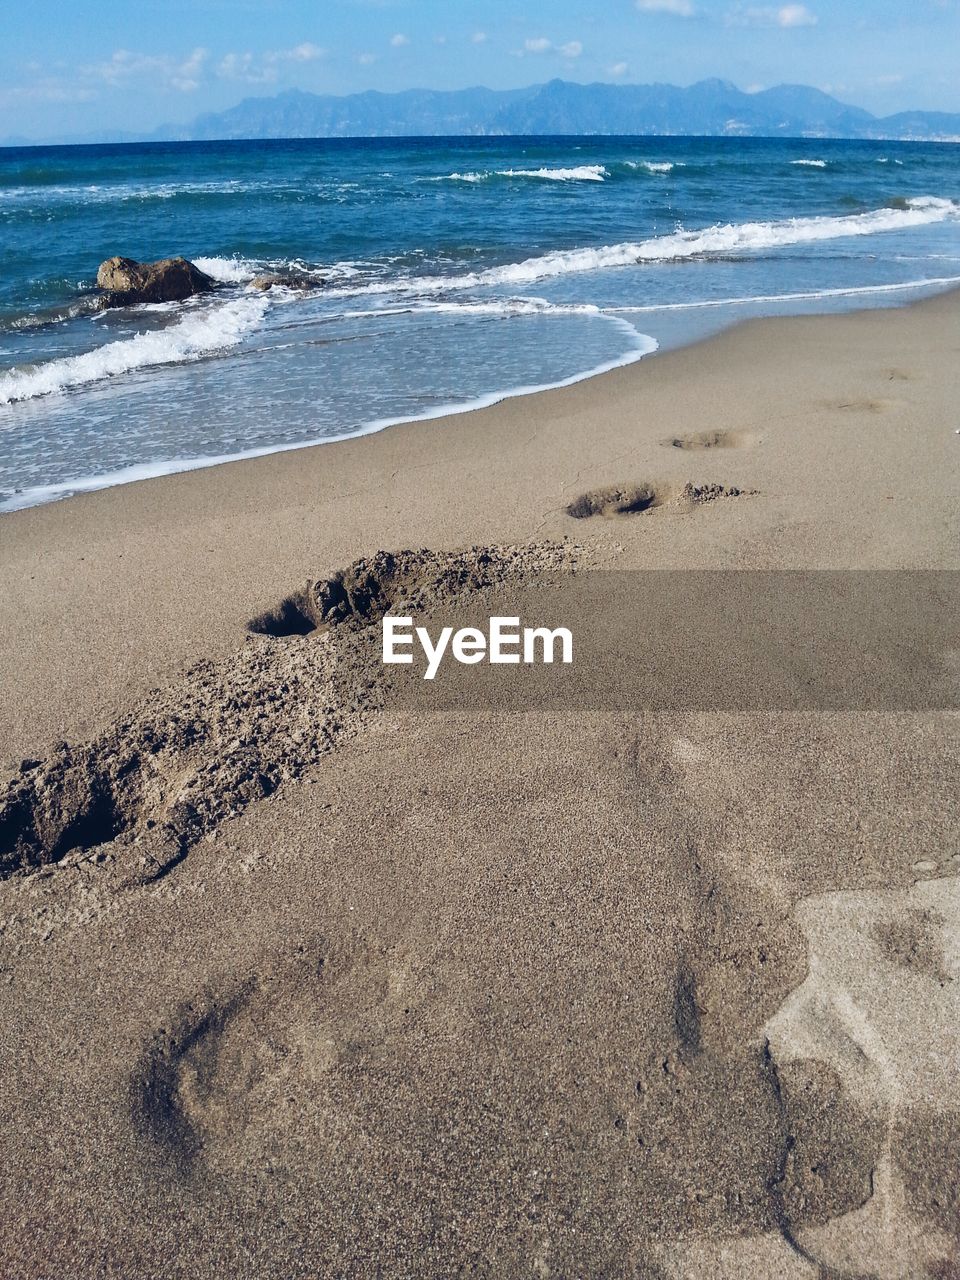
[{"xmin": 1, "ymin": 135, "xmax": 958, "ymax": 511}]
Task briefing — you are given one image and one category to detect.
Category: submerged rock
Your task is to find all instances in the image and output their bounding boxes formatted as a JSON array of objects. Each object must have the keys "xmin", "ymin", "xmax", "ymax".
[
  {"xmin": 249, "ymin": 272, "xmax": 324, "ymax": 292},
  {"xmin": 95, "ymin": 256, "xmax": 217, "ymax": 308}
]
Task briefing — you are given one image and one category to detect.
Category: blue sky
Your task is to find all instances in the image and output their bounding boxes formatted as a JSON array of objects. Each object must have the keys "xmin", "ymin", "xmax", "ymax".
[{"xmin": 2, "ymin": 0, "xmax": 958, "ymax": 139}]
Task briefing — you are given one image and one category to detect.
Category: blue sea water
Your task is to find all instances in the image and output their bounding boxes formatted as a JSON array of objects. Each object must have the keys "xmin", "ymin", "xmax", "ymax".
[{"xmin": 0, "ymin": 135, "xmax": 958, "ymax": 510}]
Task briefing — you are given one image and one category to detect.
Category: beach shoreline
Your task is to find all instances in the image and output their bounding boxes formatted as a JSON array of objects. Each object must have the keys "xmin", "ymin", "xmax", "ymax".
[
  {"xmin": 4, "ymin": 276, "xmax": 958, "ymax": 517},
  {"xmin": 2, "ymin": 290, "xmax": 957, "ymax": 761}
]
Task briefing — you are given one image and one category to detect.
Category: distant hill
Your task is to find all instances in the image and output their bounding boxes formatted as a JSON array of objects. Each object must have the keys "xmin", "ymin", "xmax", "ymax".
[
  {"xmin": 159, "ymin": 79, "xmax": 960, "ymax": 144},
  {"xmin": 4, "ymin": 79, "xmax": 960, "ymax": 148}
]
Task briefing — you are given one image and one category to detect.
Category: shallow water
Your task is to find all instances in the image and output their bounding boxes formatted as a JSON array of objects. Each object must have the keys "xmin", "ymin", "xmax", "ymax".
[{"xmin": 0, "ymin": 135, "xmax": 958, "ymax": 509}]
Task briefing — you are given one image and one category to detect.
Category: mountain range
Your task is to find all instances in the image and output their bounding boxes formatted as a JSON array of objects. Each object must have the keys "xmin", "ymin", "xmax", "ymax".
[
  {"xmin": 165, "ymin": 79, "xmax": 960, "ymax": 144},
  {"xmin": 7, "ymin": 79, "xmax": 960, "ymax": 147}
]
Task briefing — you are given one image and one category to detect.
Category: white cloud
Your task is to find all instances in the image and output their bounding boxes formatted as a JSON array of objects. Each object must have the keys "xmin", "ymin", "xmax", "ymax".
[
  {"xmin": 609, "ymin": 61, "xmax": 629, "ymax": 77},
  {"xmin": 520, "ymin": 36, "xmax": 583, "ymax": 58},
  {"xmin": 777, "ymin": 3, "xmax": 817, "ymax": 24},
  {"xmin": 19, "ymin": 39, "xmax": 324, "ymax": 110},
  {"xmin": 636, "ymin": 0, "xmax": 695, "ymax": 15},
  {"xmin": 86, "ymin": 47, "xmax": 210, "ymax": 93},
  {"xmin": 216, "ymin": 51, "xmax": 277, "ymax": 85},
  {"xmin": 390, "ymin": 33, "xmax": 410, "ymax": 47},
  {"xmin": 471, "ymin": 31, "xmax": 488, "ymax": 44},
  {"xmin": 357, "ymin": 52, "xmax": 379, "ymax": 65},
  {"xmin": 434, "ymin": 34, "xmax": 448, "ymax": 45},
  {"xmin": 215, "ymin": 44, "xmax": 326, "ymax": 83},
  {"xmin": 280, "ymin": 43, "xmax": 325, "ymax": 63},
  {"xmin": 729, "ymin": 3, "xmax": 818, "ymax": 25}
]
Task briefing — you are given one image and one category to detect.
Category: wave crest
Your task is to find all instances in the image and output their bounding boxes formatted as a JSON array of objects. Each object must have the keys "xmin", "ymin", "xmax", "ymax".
[
  {"xmin": 434, "ymin": 165, "xmax": 608, "ymax": 183},
  {"xmin": 0, "ymin": 295, "xmax": 268, "ymax": 406}
]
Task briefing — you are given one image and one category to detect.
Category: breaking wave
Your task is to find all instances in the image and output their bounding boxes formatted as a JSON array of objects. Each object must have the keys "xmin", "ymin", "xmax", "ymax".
[
  {"xmin": 0, "ymin": 295, "xmax": 268, "ymax": 405},
  {"xmin": 138, "ymin": 197, "xmax": 960, "ymax": 304},
  {"xmin": 429, "ymin": 196, "xmax": 960, "ymax": 290},
  {"xmin": 432, "ymin": 165, "xmax": 608, "ymax": 183},
  {"xmin": 627, "ymin": 160, "xmax": 679, "ymax": 174}
]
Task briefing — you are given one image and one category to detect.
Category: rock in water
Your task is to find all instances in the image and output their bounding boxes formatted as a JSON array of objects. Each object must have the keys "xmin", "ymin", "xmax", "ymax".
[
  {"xmin": 249, "ymin": 272, "xmax": 324, "ymax": 292},
  {"xmin": 95, "ymin": 256, "xmax": 217, "ymax": 308}
]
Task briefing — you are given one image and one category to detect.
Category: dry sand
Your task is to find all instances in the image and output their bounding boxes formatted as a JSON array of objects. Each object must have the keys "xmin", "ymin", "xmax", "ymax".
[{"xmin": 1, "ymin": 293, "xmax": 958, "ymax": 1278}]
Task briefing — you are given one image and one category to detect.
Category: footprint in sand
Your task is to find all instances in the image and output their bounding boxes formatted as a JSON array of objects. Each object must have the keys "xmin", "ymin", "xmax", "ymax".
[
  {"xmin": 664, "ymin": 429, "xmax": 757, "ymax": 451},
  {"xmin": 566, "ymin": 481, "xmax": 755, "ymax": 519},
  {"xmin": 820, "ymin": 396, "xmax": 906, "ymax": 414},
  {"xmin": 132, "ymin": 938, "xmax": 414, "ymax": 1177},
  {"xmin": 565, "ymin": 483, "xmax": 664, "ymax": 519},
  {"xmin": 762, "ymin": 878, "xmax": 960, "ymax": 1279}
]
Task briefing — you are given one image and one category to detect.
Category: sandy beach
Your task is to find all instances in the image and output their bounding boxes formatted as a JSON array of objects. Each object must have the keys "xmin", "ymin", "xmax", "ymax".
[{"xmin": 1, "ymin": 292, "xmax": 959, "ymax": 1277}]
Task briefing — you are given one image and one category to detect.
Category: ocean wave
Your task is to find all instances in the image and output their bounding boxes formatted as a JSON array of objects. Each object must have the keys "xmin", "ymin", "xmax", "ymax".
[
  {"xmin": 433, "ymin": 165, "xmax": 608, "ymax": 183},
  {"xmin": 193, "ymin": 255, "xmax": 366, "ymax": 287},
  {"xmin": 342, "ymin": 298, "xmax": 606, "ymax": 321},
  {"xmin": 0, "ymin": 318, "xmax": 658, "ymax": 512},
  {"xmin": 179, "ymin": 197, "xmax": 960, "ymax": 304},
  {"xmin": 0, "ymin": 296, "xmax": 101, "ymax": 332},
  {"xmin": 626, "ymin": 160, "xmax": 679, "ymax": 174},
  {"xmin": 791, "ymin": 159, "xmax": 827, "ymax": 168},
  {"xmin": 501, "ymin": 165, "xmax": 608, "ymax": 182},
  {"xmin": 434, "ymin": 171, "xmax": 488, "ymax": 183},
  {"xmin": 456, "ymin": 196, "xmax": 960, "ymax": 288},
  {"xmin": 0, "ymin": 294, "xmax": 268, "ymax": 405},
  {"xmin": 192, "ymin": 255, "xmax": 261, "ymax": 284}
]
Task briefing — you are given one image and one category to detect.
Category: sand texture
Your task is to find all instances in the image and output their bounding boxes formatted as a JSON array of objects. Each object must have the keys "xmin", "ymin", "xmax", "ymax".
[{"xmin": 1, "ymin": 293, "xmax": 959, "ymax": 1278}]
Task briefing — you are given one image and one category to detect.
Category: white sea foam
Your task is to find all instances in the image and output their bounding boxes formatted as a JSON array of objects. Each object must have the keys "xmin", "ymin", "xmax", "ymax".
[
  {"xmin": 192, "ymin": 255, "xmax": 260, "ymax": 283},
  {"xmin": 0, "ymin": 295, "xmax": 268, "ymax": 405},
  {"xmin": 629, "ymin": 161, "xmax": 678, "ymax": 173},
  {"xmin": 606, "ymin": 274, "xmax": 960, "ymax": 313},
  {"xmin": 434, "ymin": 171, "xmax": 488, "ymax": 183},
  {"xmin": 0, "ymin": 179, "xmax": 251, "ymax": 206},
  {"xmin": 462, "ymin": 197, "xmax": 960, "ymax": 288},
  {"xmin": 194, "ymin": 255, "xmax": 365, "ymax": 286},
  {"xmin": 499, "ymin": 165, "xmax": 608, "ymax": 182},
  {"xmin": 791, "ymin": 159, "xmax": 828, "ymax": 168},
  {"xmin": 434, "ymin": 165, "xmax": 608, "ymax": 183},
  {"xmin": 342, "ymin": 298, "xmax": 605, "ymax": 321}
]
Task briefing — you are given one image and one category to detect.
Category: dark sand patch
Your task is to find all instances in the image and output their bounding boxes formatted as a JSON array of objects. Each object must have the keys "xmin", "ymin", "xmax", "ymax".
[
  {"xmin": 872, "ymin": 911, "xmax": 951, "ymax": 985},
  {"xmin": 566, "ymin": 483, "xmax": 665, "ymax": 519},
  {"xmin": 822, "ymin": 397, "xmax": 905, "ymax": 414},
  {"xmin": 566, "ymin": 482, "xmax": 754, "ymax": 520},
  {"xmin": 665, "ymin": 429, "xmax": 757, "ymax": 451}
]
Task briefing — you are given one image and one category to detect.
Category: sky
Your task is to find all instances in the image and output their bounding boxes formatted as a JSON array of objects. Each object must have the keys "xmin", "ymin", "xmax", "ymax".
[{"xmin": 2, "ymin": 0, "xmax": 958, "ymax": 140}]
